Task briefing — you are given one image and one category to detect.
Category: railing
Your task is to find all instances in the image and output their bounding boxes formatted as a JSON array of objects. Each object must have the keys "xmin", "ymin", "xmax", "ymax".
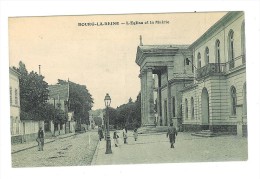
[
  {"xmin": 227, "ymin": 55, "xmax": 246, "ymax": 71},
  {"xmin": 196, "ymin": 55, "xmax": 246, "ymax": 80},
  {"xmin": 196, "ymin": 63, "xmax": 226, "ymax": 80}
]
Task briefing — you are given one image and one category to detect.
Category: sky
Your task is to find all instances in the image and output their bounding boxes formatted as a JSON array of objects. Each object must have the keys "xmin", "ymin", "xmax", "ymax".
[{"xmin": 9, "ymin": 12, "xmax": 227, "ymax": 110}]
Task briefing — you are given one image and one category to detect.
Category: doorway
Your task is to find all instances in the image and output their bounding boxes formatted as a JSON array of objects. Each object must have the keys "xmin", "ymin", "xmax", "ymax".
[{"xmin": 201, "ymin": 88, "xmax": 210, "ymax": 130}]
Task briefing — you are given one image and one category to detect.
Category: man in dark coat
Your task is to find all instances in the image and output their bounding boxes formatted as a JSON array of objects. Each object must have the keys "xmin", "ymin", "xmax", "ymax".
[
  {"xmin": 167, "ymin": 123, "xmax": 178, "ymax": 148},
  {"xmin": 98, "ymin": 126, "xmax": 104, "ymax": 141},
  {"xmin": 37, "ymin": 127, "xmax": 44, "ymax": 151}
]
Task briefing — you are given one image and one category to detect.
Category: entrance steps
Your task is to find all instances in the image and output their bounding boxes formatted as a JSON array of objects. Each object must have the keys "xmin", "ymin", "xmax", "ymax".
[
  {"xmin": 191, "ymin": 130, "xmax": 218, "ymax": 137},
  {"xmin": 138, "ymin": 126, "xmax": 169, "ymax": 134}
]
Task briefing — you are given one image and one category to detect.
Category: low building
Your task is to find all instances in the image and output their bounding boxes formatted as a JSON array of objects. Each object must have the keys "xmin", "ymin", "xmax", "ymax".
[{"xmin": 47, "ymin": 83, "xmax": 75, "ymax": 135}]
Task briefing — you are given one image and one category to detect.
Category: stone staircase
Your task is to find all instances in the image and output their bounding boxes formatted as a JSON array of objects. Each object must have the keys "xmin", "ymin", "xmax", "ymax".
[
  {"xmin": 138, "ymin": 126, "xmax": 169, "ymax": 134},
  {"xmin": 191, "ymin": 130, "xmax": 218, "ymax": 137}
]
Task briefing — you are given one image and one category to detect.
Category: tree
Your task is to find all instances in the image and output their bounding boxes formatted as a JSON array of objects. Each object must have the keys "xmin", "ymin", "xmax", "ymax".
[
  {"xmin": 57, "ymin": 79, "xmax": 94, "ymax": 125},
  {"xmin": 13, "ymin": 61, "xmax": 50, "ymax": 121}
]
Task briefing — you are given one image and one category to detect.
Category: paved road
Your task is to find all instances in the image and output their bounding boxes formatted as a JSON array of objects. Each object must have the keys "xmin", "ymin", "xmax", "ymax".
[
  {"xmin": 12, "ymin": 131, "xmax": 99, "ymax": 167},
  {"xmin": 92, "ymin": 132, "xmax": 248, "ymax": 165}
]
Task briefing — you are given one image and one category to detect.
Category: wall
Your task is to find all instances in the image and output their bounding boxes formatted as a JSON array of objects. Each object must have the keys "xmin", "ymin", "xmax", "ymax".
[
  {"xmin": 10, "ymin": 70, "xmax": 21, "ymax": 136},
  {"xmin": 11, "ymin": 120, "xmax": 44, "ymax": 144}
]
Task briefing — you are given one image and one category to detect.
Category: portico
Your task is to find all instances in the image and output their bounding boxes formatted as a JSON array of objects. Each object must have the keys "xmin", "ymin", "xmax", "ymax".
[{"xmin": 136, "ymin": 44, "xmax": 193, "ymax": 127}]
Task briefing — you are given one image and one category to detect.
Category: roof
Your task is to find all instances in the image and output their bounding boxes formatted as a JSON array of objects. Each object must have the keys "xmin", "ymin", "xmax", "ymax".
[
  {"xmin": 136, "ymin": 44, "xmax": 190, "ymax": 66},
  {"xmin": 189, "ymin": 11, "xmax": 243, "ymax": 49},
  {"xmin": 9, "ymin": 67, "xmax": 20, "ymax": 77},
  {"xmin": 48, "ymin": 84, "xmax": 69, "ymax": 100}
]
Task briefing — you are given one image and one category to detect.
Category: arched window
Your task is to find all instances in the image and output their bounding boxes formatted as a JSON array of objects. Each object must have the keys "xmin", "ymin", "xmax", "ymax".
[
  {"xmin": 185, "ymin": 98, "xmax": 188, "ymax": 119},
  {"xmin": 205, "ymin": 47, "xmax": 209, "ymax": 65},
  {"xmin": 228, "ymin": 30, "xmax": 235, "ymax": 69},
  {"xmin": 230, "ymin": 86, "xmax": 237, "ymax": 115},
  {"xmin": 241, "ymin": 21, "xmax": 246, "ymax": 63},
  {"xmin": 215, "ymin": 40, "xmax": 221, "ymax": 64},
  {"xmin": 197, "ymin": 53, "xmax": 201, "ymax": 68},
  {"xmin": 243, "ymin": 83, "xmax": 247, "ymax": 115},
  {"xmin": 191, "ymin": 97, "xmax": 194, "ymax": 119}
]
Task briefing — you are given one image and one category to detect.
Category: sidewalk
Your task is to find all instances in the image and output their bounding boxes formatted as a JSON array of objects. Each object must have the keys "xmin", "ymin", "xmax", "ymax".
[
  {"xmin": 11, "ymin": 132, "xmax": 77, "ymax": 154},
  {"xmin": 91, "ymin": 132, "xmax": 248, "ymax": 165}
]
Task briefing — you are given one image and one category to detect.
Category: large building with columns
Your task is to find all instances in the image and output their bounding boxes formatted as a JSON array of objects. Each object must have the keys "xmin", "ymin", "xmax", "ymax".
[{"xmin": 136, "ymin": 12, "xmax": 247, "ymax": 136}]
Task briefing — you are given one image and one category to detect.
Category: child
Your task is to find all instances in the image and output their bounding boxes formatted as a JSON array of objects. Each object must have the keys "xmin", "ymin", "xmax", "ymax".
[
  {"xmin": 113, "ymin": 131, "xmax": 119, "ymax": 147},
  {"xmin": 123, "ymin": 128, "xmax": 128, "ymax": 144},
  {"xmin": 133, "ymin": 128, "xmax": 138, "ymax": 141}
]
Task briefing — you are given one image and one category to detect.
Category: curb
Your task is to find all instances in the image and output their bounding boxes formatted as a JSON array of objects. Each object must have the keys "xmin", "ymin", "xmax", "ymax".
[
  {"xmin": 90, "ymin": 139, "xmax": 100, "ymax": 165},
  {"xmin": 11, "ymin": 133, "xmax": 77, "ymax": 154}
]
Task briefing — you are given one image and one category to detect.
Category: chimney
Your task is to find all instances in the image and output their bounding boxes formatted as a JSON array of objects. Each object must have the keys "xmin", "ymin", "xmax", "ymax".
[
  {"xmin": 140, "ymin": 35, "xmax": 143, "ymax": 46},
  {"xmin": 39, "ymin": 65, "xmax": 41, "ymax": 75}
]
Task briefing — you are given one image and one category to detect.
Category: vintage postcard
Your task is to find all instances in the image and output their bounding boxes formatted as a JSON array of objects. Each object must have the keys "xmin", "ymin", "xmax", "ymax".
[{"xmin": 8, "ymin": 11, "xmax": 248, "ymax": 168}]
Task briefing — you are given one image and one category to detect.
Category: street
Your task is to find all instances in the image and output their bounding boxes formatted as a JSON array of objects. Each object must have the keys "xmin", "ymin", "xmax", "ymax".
[
  {"xmin": 11, "ymin": 131, "xmax": 248, "ymax": 167},
  {"xmin": 92, "ymin": 132, "xmax": 248, "ymax": 165},
  {"xmin": 12, "ymin": 131, "xmax": 99, "ymax": 167}
]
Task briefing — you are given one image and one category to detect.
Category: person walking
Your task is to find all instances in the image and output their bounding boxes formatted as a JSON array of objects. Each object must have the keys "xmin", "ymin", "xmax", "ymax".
[
  {"xmin": 37, "ymin": 127, "xmax": 44, "ymax": 151},
  {"xmin": 98, "ymin": 126, "xmax": 104, "ymax": 141},
  {"xmin": 113, "ymin": 130, "xmax": 119, "ymax": 147},
  {"xmin": 167, "ymin": 123, "xmax": 178, "ymax": 148},
  {"xmin": 133, "ymin": 128, "xmax": 138, "ymax": 141},
  {"xmin": 122, "ymin": 128, "xmax": 128, "ymax": 144}
]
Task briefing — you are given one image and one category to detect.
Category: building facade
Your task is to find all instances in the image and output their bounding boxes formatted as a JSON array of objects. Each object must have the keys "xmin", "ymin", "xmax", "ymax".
[
  {"xmin": 48, "ymin": 83, "xmax": 75, "ymax": 135},
  {"xmin": 10, "ymin": 68, "xmax": 44, "ymax": 144},
  {"xmin": 10, "ymin": 67, "xmax": 22, "ymax": 142},
  {"xmin": 182, "ymin": 12, "xmax": 246, "ymax": 136},
  {"xmin": 136, "ymin": 12, "xmax": 247, "ymax": 136}
]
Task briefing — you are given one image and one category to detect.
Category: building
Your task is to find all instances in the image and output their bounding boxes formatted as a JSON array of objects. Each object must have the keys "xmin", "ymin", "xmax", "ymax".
[
  {"xmin": 136, "ymin": 12, "xmax": 247, "ymax": 136},
  {"xmin": 48, "ymin": 83, "xmax": 75, "ymax": 135},
  {"xmin": 10, "ymin": 67, "xmax": 22, "ymax": 143},
  {"xmin": 10, "ymin": 67, "xmax": 44, "ymax": 143}
]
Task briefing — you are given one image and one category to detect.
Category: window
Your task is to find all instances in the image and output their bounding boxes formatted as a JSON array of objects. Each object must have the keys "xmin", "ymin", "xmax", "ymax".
[
  {"xmin": 230, "ymin": 86, "xmax": 237, "ymax": 115},
  {"xmin": 172, "ymin": 97, "xmax": 176, "ymax": 117},
  {"xmin": 191, "ymin": 97, "xmax": 194, "ymax": 119},
  {"xmin": 228, "ymin": 30, "xmax": 235, "ymax": 69},
  {"xmin": 205, "ymin": 47, "xmax": 209, "ymax": 65},
  {"xmin": 216, "ymin": 40, "xmax": 221, "ymax": 63},
  {"xmin": 10, "ymin": 116, "xmax": 13, "ymax": 135},
  {"xmin": 243, "ymin": 83, "xmax": 247, "ymax": 115},
  {"xmin": 241, "ymin": 21, "xmax": 246, "ymax": 63},
  {"xmin": 15, "ymin": 89, "xmax": 18, "ymax": 105},
  {"xmin": 10, "ymin": 87, "xmax": 12, "ymax": 105},
  {"xmin": 197, "ymin": 53, "xmax": 201, "ymax": 68},
  {"xmin": 185, "ymin": 99, "xmax": 188, "ymax": 119}
]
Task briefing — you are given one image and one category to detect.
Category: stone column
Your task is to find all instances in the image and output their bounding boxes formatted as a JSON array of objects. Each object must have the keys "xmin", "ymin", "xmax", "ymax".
[
  {"xmin": 157, "ymin": 73, "xmax": 162, "ymax": 126},
  {"xmin": 139, "ymin": 73, "xmax": 145, "ymax": 126},
  {"xmin": 146, "ymin": 68, "xmax": 155, "ymax": 126},
  {"xmin": 167, "ymin": 66, "xmax": 174, "ymax": 125}
]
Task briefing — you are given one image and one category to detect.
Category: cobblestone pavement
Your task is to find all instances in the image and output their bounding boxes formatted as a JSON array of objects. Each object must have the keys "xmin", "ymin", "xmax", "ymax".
[
  {"xmin": 12, "ymin": 131, "xmax": 99, "ymax": 167},
  {"xmin": 92, "ymin": 131, "xmax": 248, "ymax": 165}
]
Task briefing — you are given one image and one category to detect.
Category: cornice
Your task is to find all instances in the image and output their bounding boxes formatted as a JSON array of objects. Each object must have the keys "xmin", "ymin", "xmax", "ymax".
[
  {"xmin": 189, "ymin": 11, "xmax": 244, "ymax": 50},
  {"xmin": 136, "ymin": 45, "xmax": 190, "ymax": 66}
]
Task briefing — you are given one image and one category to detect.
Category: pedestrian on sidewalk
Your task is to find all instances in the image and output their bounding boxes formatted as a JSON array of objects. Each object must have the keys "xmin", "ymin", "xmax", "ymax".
[
  {"xmin": 113, "ymin": 131, "xmax": 119, "ymax": 147},
  {"xmin": 37, "ymin": 127, "xmax": 44, "ymax": 151},
  {"xmin": 133, "ymin": 128, "xmax": 138, "ymax": 141},
  {"xmin": 167, "ymin": 123, "xmax": 177, "ymax": 148},
  {"xmin": 98, "ymin": 126, "xmax": 104, "ymax": 141},
  {"xmin": 122, "ymin": 128, "xmax": 128, "ymax": 144}
]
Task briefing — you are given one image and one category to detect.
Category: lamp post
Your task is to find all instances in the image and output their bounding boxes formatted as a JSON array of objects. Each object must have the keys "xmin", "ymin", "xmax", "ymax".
[{"xmin": 104, "ymin": 93, "xmax": 112, "ymax": 154}]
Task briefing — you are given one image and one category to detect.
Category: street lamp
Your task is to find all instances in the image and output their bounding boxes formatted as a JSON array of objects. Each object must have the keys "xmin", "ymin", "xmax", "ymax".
[{"xmin": 104, "ymin": 93, "xmax": 112, "ymax": 154}]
